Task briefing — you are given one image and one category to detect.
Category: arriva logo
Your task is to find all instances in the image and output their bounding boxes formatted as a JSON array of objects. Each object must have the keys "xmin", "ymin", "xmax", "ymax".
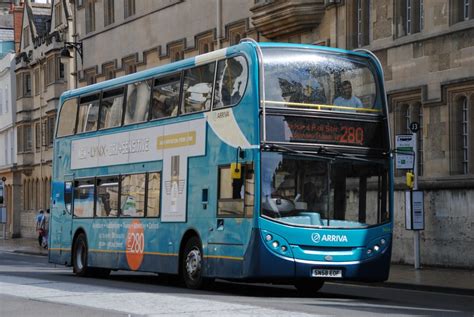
[{"xmin": 311, "ymin": 233, "xmax": 348, "ymax": 243}]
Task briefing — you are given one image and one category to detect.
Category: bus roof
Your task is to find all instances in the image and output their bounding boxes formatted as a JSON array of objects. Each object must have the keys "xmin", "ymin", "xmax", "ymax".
[{"xmin": 59, "ymin": 41, "xmax": 373, "ymax": 103}]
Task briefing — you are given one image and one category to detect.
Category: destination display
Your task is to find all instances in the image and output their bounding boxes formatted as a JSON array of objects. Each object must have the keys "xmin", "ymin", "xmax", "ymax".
[{"xmin": 265, "ymin": 115, "xmax": 386, "ymax": 149}]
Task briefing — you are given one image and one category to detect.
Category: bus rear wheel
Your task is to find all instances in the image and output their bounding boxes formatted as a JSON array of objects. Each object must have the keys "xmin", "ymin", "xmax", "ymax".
[
  {"xmin": 294, "ymin": 279, "xmax": 325, "ymax": 295},
  {"xmin": 181, "ymin": 237, "xmax": 212, "ymax": 289},
  {"xmin": 73, "ymin": 233, "xmax": 110, "ymax": 278},
  {"xmin": 73, "ymin": 233, "xmax": 91, "ymax": 277}
]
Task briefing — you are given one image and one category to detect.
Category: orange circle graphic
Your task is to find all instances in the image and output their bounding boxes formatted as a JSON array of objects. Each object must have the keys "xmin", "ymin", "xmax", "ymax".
[{"xmin": 126, "ymin": 219, "xmax": 145, "ymax": 270}]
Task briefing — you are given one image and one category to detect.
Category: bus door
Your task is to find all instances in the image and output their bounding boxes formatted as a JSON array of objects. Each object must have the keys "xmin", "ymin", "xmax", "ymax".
[
  {"xmin": 60, "ymin": 176, "xmax": 74, "ymax": 254},
  {"xmin": 207, "ymin": 163, "xmax": 255, "ymax": 276}
]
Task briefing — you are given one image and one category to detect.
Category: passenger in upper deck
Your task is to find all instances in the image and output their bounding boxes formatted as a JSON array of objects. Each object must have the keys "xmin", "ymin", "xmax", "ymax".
[{"xmin": 333, "ymin": 80, "xmax": 363, "ymax": 109}]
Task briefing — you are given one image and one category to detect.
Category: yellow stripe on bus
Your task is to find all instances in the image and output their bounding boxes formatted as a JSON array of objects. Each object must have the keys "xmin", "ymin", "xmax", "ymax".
[
  {"xmin": 50, "ymin": 248, "xmax": 241, "ymax": 260},
  {"xmin": 264, "ymin": 100, "xmax": 382, "ymax": 113},
  {"xmin": 204, "ymin": 255, "xmax": 244, "ymax": 261}
]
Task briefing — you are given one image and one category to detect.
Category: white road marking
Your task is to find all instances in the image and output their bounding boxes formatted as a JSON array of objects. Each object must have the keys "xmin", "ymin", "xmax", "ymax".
[{"xmin": 0, "ymin": 276, "xmax": 318, "ymax": 317}]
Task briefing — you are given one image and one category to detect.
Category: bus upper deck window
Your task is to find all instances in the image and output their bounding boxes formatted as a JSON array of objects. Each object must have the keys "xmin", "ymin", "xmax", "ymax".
[
  {"xmin": 77, "ymin": 94, "xmax": 100, "ymax": 133},
  {"xmin": 150, "ymin": 74, "xmax": 180, "ymax": 121},
  {"xmin": 99, "ymin": 88, "xmax": 124, "ymax": 130},
  {"xmin": 182, "ymin": 63, "xmax": 215, "ymax": 114},
  {"xmin": 57, "ymin": 98, "xmax": 78, "ymax": 137},
  {"xmin": 214, "ymin": 56, "xmax": 248, "ymax": 109},
  {"xmin": 124, "ymin": 80, "xmax": 151, "ymax": 125}
]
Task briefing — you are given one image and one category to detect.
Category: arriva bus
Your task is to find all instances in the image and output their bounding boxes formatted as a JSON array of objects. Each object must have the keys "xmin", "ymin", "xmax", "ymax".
[{"xmin": 50, "ymin": 40, "xmax": 393, "ymax": 293}]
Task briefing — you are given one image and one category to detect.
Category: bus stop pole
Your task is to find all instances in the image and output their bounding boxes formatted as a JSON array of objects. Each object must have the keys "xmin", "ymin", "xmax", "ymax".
[{"xmin": 413, "ymin": 131, "xmax": 421, "ymax": 269}]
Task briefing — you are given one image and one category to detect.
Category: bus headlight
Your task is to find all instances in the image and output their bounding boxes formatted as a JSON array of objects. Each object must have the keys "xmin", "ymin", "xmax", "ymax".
[
  {"xmin": 261, "ymin": 230, "xmax": 293, "ymax": 258},
  {"xmin": 373, "ymin": 245, "xmax": 380, "ymax": 252}
]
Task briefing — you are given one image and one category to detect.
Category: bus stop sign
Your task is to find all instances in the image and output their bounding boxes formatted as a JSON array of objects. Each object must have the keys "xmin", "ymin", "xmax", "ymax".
[{"xmin": 395, "ymin": 134, "xmax": 415, "ymax": 170}]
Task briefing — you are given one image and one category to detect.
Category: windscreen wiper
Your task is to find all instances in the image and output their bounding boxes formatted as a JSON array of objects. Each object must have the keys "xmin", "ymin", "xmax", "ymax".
[
  {"xmin": 261, "ymin": 143, "xmax": 335, "ymax": 161},
  {"xmin": 315, "ymin": 146, "xmax": 384, "ymax": 163}
]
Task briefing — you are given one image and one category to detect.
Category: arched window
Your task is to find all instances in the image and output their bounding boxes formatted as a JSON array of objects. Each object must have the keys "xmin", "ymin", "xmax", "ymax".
[
  {"xmin": 32, "ymin": 178, "xmax": 37, "ymax": 210},
  {"xmin": 23, "ymin": 180, "xmax": 28, "ymax": 210}
]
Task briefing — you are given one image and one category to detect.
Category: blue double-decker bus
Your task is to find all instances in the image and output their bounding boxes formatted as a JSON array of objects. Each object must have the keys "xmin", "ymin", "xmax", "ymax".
[{"xmin": 49, "ymin": 40, "xmax": 393, "ymax": 292}]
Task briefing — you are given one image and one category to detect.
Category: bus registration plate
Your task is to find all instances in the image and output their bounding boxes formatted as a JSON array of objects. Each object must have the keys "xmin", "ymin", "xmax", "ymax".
[{"xmin": 312, "ymin": 269, "xmax": 342, "ymax": 278}]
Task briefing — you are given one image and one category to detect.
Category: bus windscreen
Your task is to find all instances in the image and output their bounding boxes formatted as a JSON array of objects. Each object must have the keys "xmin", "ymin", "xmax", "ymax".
[
  {"xmin": 262, "ymin": 48, "xmax": 382, "ymax": 114},
  {"xmin": 261, "ymin": 152, "xmax": 389, "ymax": 228}
]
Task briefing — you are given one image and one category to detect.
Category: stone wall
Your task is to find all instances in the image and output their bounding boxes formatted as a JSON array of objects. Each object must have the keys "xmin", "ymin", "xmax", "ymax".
[
  {"xmin": 20, "ymin": 210, "xmax": 37, "ymax": 239},
  {"xmin": 392, "ymin": 189, "xmax": 474, "ymax": 268}
]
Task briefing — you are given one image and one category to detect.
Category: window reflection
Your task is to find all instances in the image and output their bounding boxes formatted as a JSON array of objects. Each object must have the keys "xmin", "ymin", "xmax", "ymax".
[
  {"xmin": 182, "ymin": 63, "xmax": 215, "ymax": 114},
  {"xmin": 150, "ymin": 74, "xmax": 180, "ymax": 120},
  {"xmin": 214, "ymin": 56, "xmax": 248, "ymax": 108},
  {"xmin": 124, "ymin": 81, "xmax": 151, "ymax": 125}
]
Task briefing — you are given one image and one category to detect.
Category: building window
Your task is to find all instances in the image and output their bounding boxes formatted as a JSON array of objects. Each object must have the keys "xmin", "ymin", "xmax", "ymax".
[
  {"xmin": 35, "ymin": 122, "xmax": 41, "ymax": 150},
  {"xmin": 23, "ymin": 26, "xmax": 29, "ymax": 48},
  {"xmin": 24, "ymin": 73, "xmax": 32, "ymax": 97},
  {"xmin": 46, "ymin": 116, "xmax": 55, "ymax": 146},
  {"xmin": 16, "ymin": 74, "xmax": 21, "ymax": 99},
  {"xmin": 198, "ymin": 36, "xmax": 214, "ymax": 54},
  {"xmin": 122, "ymin": 57, "xmax": 136, "ymax": 75},
  {"xmin": 451, "ymin": 0, "xmax": 473, "ymax": 23},
  {"xmin": 406, "ymin": 0, "xmax": 412, "ymax": 34},
  {"xmin": 55, "ymin": 1, "xmax": 62, "ymax": 27},
  {"xmin": 45, "ymin": 56, "xmax": 55, "ymax": 85},
  {"xmin": 397, "ymin": 0, "xmax": 423, "ymax": 36},
  {"xmin": 57, "ymin": 57, "xmax": 65, "ymax": 79},
  {"xmin": 348, "ymin": 0, "xmax": 370, "ymax": 48},
  {"xmin": 34, "ymin": 69, "xmax": 40, "ymax": 95},
  {"xmin": 169, "ymin": 44, "xmax": 184, "ymax": 62},
  {"xmin": 451, "ymin": 94, "xmax": 474, "ymax": 174},
  {"xmin": 103, "ymin": 63, "xmax": 115, "ymax": 80},
  {"xmin": 22, "ymin": 125, "xmax": 32, "ymax": 152},
  {"xmin": 124, "ymin": 0, "xmax": 135, "ymax": 18},
  {"xmin": 228, "ymin": 24, "xmax": 246, "ymax": 46},
  {"xmin": 84, "ymin": 69, "xmax": 96, "ymax": 85},
  {"xmin": 17, "ymin": 125, "xmax": 33, "ymax": 153},
  {"xmin": 85, "ymin": 0, "xmax": 95, "ymax": 34},
  {"xmin": 420, "ymin": 0, "xmax": 424, "ymax": 30},
  {"xmin": 104, "ymin": 0, "xmax": 114, "ymax": 26}
]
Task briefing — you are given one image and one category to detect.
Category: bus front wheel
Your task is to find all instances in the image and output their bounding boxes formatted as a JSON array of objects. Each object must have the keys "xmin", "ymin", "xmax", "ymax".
[
  {"xmin": 181, "ymin": 236, "xmax": 211, "ymax": 289},
  {"xmin": 294, "ymin": 279, "xmax": 325, "ymax": 295}
]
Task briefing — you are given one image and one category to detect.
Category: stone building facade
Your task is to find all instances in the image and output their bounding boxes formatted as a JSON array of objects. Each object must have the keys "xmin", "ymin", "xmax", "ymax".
[
  {"xmin": 0, "ymin": 8, "xmax": 19, "ymax": 239},
  {"xmin": 14, "ymin": 0, "xmax": 72, "ymax": 238},
  {"xmin": 11, "ymin": 0, "xmax": 472, "ymax": 267}
]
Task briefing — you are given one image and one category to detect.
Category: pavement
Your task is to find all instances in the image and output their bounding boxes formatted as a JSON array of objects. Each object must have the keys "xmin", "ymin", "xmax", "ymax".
[{"xmin": 1, "ymin": 237, "xmax": 473, "ymax": 296}]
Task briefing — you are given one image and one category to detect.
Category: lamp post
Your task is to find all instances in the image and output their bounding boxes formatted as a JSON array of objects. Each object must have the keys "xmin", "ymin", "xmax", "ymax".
[{"xmin": 60, "ymin": 42, "xmax": 83, "ymax": 89}]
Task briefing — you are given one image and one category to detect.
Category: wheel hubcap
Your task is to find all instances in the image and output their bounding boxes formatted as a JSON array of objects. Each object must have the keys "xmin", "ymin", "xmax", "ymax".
[{"xmin": 185, "ymin": 248, "xmax": 201, "ymax": 280}]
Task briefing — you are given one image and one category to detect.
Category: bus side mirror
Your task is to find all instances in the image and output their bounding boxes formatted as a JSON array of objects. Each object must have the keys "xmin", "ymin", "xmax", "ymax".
[{"xmin": 230, "ymin": 162, "xmax": 242, "ymax": 179}]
